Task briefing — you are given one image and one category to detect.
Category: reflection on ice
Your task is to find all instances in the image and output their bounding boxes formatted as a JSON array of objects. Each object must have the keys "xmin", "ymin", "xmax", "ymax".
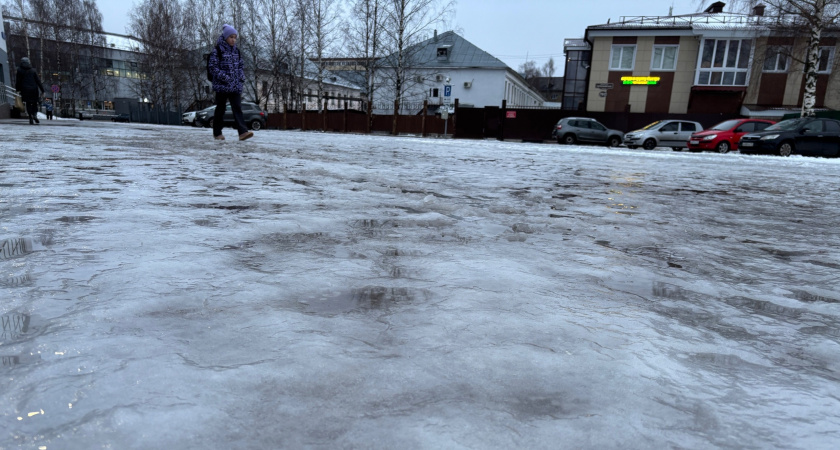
[
  {"xmin": 302, "ymin": 286, "xmax": 430, "ymax": 315},
  {"xmin": 1, "ymin": 312, "xmax": 30, "ymax": 342}
]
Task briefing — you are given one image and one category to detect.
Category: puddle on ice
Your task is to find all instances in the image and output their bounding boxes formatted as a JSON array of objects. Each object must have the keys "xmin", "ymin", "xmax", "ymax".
[
  {"xmin": 301, "ymin": 286, "xmax": 429, "ymax": 315},
  {"xmin": 684, "ymin": 352, "xmax": 767, "ymax": 370},
  {"xmin": 56, "ymin": 216, "xmax": 98, "ymax": 223},
  {"xmin": 792, "ymin": 290, "xmax": 840, "ymax": 304}
]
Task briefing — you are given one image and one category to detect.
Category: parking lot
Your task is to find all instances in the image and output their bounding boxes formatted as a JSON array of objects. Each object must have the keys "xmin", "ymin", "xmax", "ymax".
[{"xmin": 2, "ymin": 120, "xmax": 839, "ymax": 449}]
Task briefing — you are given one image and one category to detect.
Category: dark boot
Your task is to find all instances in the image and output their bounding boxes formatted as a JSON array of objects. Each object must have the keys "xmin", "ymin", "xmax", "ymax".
[
  {"xmin": 34, "ymin": 116, "xmax": 40, "ymax": 124},
  {"xmin": 29, "ymin": 115, "xmax": 34, "ymax": 125}
]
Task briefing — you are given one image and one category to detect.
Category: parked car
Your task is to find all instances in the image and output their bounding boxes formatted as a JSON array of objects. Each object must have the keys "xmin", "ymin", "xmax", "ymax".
[
  {"xmin": 551, "ymin": 117, "xmax": 624, "ymax": 147},
  {"xmin": 624, "ymin": 120, "xmax": 703, "ymax": 150},
  {"xmin": 687, "ymin": 119, "xmax": 775, "ymax": 153},
  {"xmin": 738, "ymin": 117, "xmax": 840, "ymax": 157},
  {"xmin": 195, "ymin": 102, "xmax": 266, "ymax": 130},
  {"xmin": 111, "ymin": 113, "xmax": 131, "ymax": 123},
  {"xmin": 182, "ymin": 110, "xmax": 198, "ymax": 126}
]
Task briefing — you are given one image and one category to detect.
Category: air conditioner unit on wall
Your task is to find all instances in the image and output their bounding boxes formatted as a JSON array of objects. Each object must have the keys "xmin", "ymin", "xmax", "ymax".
[
  {"xmin": 435, "ymin": 75, "xmax": 443, "ymax": 82},
  {"xmin": 463, "ymin": 81, "xmax": 472, "ymax": 88},
  {"xmin": 415, "ymin": 75, "xmax": 424, "ymax": 83}
]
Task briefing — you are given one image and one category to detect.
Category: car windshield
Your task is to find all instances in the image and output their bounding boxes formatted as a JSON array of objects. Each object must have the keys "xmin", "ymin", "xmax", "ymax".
[
  {"xmin": 641, "ymin": 121, "xmax": 661, "ymax": 130},
  {"xmin": 710, "ymin": 119, "xmax": 741, "ymax": 131},
  {"xmin": 765, "ymin": 118, "xmax": 809, "ymax": 131}
]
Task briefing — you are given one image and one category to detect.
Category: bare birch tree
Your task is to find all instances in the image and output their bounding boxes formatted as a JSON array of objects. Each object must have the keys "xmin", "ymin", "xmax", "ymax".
[
  {"xmin": 344, "ymin": 0, "xmax": 386, "ymax": 112},
  {"xmin": 697, "ymin": 0, "xmax": 840, "ymax": 117},
  {"xmin": 307, "ymin": 0, "xmax": 342, "ymax": 111},
  {"xmin": 762, "ymin": 0, "xmax": 840, "ymax": 116},
  {"xmin": 380, "ymin": 0, "xmax": 454, "ymax": 113}
]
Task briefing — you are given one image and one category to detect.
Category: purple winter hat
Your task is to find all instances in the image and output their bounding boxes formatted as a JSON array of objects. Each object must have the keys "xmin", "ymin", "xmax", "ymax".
[{"xmin": 222, "ymin": 24, "xmax": 238, "ymax": 39}]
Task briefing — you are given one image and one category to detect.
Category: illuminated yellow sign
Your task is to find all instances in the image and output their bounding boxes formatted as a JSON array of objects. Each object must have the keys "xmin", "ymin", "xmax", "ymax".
[{"xmin": 621, "ymin": 76, "xmax": 661, "ymax": 85}]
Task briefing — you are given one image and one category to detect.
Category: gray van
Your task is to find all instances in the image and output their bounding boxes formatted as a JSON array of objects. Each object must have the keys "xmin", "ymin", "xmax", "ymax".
[{"xmin": 623, "ymin": 120, "xmax": 704, "ymax": 150}]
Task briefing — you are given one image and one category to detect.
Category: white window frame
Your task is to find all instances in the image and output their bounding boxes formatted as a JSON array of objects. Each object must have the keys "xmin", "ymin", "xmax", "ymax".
[
  {"xmin": 609, "ymin": 45, "xmax": 636, "ymax": 71},
  {"xmin": 818, "ymin": 46, "xmax": 835, "ymax": 74},
  {"xmin": 763, "ymin": 46, "xmax": 790, "ymax": 73},
  {"xmin": 651, "ymin": 45, "xmax": 679, "ymax": 71},
  {"xmin": 695, "ymin": 38, "xmax": 753, "ymax": 86}
]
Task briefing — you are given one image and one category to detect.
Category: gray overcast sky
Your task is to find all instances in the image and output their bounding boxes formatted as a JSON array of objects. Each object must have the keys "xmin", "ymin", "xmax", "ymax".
[{"xmin": 96, "ymin": 0, "xmax": 701, "ymax": 74}]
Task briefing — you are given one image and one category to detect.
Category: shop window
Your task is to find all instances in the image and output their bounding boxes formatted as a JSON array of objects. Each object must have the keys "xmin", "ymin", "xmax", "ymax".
[
  {"xmin": 697, "ymin": 38, "xmax": 751, "ymax": 86},
  {"xmin": 651, "ymin": 45, "xmax": 678, "ymax": 70},
  {"xmin": 763, "ymin": 46, "xmax": 790, "ymax": 72},
  {"xmin": 610, "ymin": 45, "xmax": 635, "ymax": 70},
  {"xmin": 818, "ymin": 47, "xmax": 835, "ymax": 73}
]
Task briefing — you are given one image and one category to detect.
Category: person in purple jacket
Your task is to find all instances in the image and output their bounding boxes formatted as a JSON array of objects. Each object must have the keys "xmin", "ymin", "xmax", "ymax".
[{"xmin": 208, "ymin": 24, "xmax": 253, "ymax": 141}]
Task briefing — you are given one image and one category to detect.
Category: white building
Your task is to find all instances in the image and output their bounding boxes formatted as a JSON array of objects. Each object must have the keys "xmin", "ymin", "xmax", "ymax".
[{"xmin": 374, "ymin": 30, "xmax": 544, "ymax": 114}]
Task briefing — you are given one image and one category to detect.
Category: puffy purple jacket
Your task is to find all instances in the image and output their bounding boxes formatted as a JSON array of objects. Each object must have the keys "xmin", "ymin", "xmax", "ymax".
[{"xmin": 209, "ymin": 35, "xmax": 244, "ymax": 93}]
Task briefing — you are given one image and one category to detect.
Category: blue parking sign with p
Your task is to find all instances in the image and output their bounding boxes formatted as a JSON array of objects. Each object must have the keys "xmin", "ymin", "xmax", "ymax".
[{"xmin": 444, "ymin": 85, "xmax": 451, "ymax": 97}]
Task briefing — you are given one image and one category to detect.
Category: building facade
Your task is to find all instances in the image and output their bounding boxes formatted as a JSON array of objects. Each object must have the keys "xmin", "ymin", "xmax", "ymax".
[
  {"xmin": 374, "ymin": 30, "xmax": 544, "ymax": 114},
  {"xmin": 582, "ymin": 6, "xmax": 840, "ymax": 118}
]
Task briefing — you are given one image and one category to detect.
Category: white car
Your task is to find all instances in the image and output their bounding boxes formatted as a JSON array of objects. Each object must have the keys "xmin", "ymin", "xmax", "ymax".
[{"xmin": 182, "ymin": 111, "xmax": 198, "ymax": 126}]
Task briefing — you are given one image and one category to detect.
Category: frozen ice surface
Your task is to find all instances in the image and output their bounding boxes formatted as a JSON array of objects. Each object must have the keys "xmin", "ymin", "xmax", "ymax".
[{"xmin": 1, "ymin": 121, "xmax": 839, "ymax": 449}]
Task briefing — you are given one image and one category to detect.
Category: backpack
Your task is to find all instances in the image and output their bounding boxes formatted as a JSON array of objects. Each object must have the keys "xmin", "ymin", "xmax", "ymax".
[{"xmin": 206, "ymin": 45, "xmax": 240, "ymax": 82}]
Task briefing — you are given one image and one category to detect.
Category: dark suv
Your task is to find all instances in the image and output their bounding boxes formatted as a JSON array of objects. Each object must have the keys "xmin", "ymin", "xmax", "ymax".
[{"xmin": 196, "ymin": 102, "xmax": 266, "ymax": 130}]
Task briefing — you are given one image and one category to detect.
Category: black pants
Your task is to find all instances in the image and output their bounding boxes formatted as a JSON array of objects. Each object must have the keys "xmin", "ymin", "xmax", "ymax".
[
  {"xmin": 213, "ymin": 92, "xmax": 248, "ymax": 137},
  {"xmin": 24, "ymin": 100, "xmax": 38, "ymax": 120},
  {"xmin": 46, "ymin": 110, "xmax": 53, "ymax": 120}
]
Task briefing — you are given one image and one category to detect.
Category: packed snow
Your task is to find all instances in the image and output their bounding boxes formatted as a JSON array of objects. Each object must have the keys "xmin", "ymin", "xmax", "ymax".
[{"xmin": 1, "ymin": 120, "xmax": 839, "ymax": 449}]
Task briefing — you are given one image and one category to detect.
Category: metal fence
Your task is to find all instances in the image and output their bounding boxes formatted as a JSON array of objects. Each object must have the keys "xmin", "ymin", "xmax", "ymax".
[
  {"xmin": 126, "ymin": 103, "xmax": 183, "ymax": 125},
  {"xmin": 0, "ymin": 83, "xmax": 19, "ymax": 106}
]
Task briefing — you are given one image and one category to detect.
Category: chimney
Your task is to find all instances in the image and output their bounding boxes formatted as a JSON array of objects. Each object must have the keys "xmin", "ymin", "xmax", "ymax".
[
  {"xmin": 705, "ymin": 2, "xmax": 726, "ymax": 13},
  {"xmin": 434, "ymin": 29, "xmax": 438, "ymax": 41},
  {"xmin": 752, "ymin": 4, "xmax": 766, "ymax": 16}
]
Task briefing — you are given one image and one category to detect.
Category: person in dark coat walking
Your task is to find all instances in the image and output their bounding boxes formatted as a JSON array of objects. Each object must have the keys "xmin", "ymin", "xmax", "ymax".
[
  {"xmin": 15, "ymin": 57, "xmax": 46, "ymax": 125},
  {"xmin": 207, "ymin": 24, "xmax": 253, "ymax": 141}
]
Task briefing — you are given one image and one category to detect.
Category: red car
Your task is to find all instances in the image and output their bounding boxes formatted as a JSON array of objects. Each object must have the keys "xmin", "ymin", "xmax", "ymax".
[{"xmin": 687, "ymin": 119, "xmax": 776, "ymax": 153}]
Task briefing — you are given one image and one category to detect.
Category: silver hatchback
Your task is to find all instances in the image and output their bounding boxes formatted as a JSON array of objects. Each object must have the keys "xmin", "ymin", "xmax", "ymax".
[
  {"xmin": 551, "ymin": 117, "xmax": 624, "ymax": 147},
  {"xmin": 623, "ymin": 120, "xmax": 704, "ymax": 151}
]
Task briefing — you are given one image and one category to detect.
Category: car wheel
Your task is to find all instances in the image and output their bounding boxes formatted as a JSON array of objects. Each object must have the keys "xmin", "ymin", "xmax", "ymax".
[
  {"xmin": 562, "ymin": 134, "xmax": 577, "ymax": 145},
  {"xmin": 778, "ymin": 141, "xmax": 794, "ymax": 157},
  {"xmin": 207, "ymin": 119, "xmax": 214, "ymax": 129},
  {"xmin": 250, "ymin": 120, "xmax": 262, "ymax": 131},
  {"xmin": 643, "ymin": 139, "xmax": 657, "ymax": 150},
  {"xmin": 716, "ymin": 141, "xmax": 730, "ymax": 153},
  {"xmin": 607, "ymin": 136, "xmax": 621, "ymax": 147}
]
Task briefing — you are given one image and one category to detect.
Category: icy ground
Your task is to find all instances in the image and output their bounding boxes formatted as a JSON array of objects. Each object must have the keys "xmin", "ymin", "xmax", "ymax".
[{"xmin": 1, "ymin": 120, "xmax": 839, "ymax": 449}]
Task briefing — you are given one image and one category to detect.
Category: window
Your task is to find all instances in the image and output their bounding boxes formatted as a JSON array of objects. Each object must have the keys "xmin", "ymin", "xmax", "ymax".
[
  {"xmin": 735, "ymin": 122, "xmax": 755, "ymax": 133},
  {"xmin": 825, "ymin": 120, "xmax": 840, "ymax": 132},
  {"xmin": 755, "ymin": 122, "xmax": 772, "ymax": 131},
  {"xmin": 763, "ymin": 46, "xmax": 790, "ymax": 72},
  {"xmin": 431, "ymin": 88, "xmax": 439, "ymax": 98},
  {"xmin": 590, "ymin": 121, "xmax": 606, "ymax": 131},
  {"xmin": 680, "ymin": 122, "xmax": 698, "ymax": 132},
  {"xmin": 818, "ymin": 47, "xmax": 835, "ymax": 73},
  {"xmin": 610, "ymin": 45, "xmax": 636, "ymax": 70},
  {"xmin": 804, "ymin": 120, "xmax": 824, "ymax": 133},
  {"xmin": 651, "ymin": 45, "xmax": 679, "ymax": 70},
  {"xmin": 697, "ymin": 39, "xmax": 751, "ymax": 86},
  {"xmin": 661, "ymin": 122, "xmax": 679, "ymax": 132}
]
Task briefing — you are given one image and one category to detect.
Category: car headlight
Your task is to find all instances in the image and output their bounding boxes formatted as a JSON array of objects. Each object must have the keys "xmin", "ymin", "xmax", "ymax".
[
  {"xmin": 702, "ymin": 135, "xmax": 717, "ymax": 141},
  {"xmin": 760, "ymin": 134, "xmax": 780, "ymax": 140}
]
